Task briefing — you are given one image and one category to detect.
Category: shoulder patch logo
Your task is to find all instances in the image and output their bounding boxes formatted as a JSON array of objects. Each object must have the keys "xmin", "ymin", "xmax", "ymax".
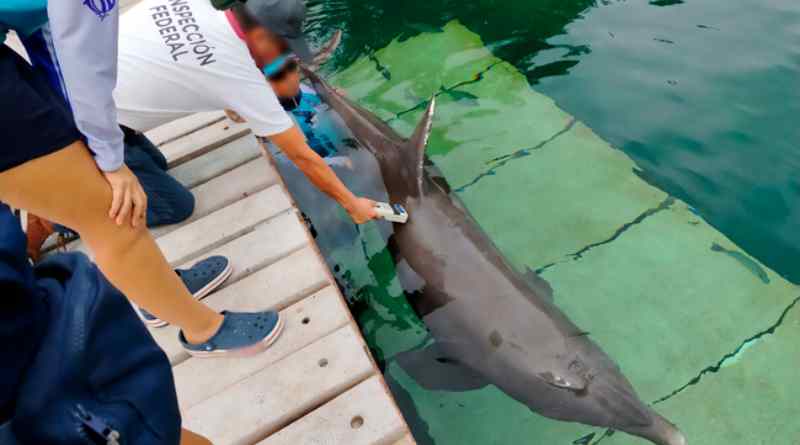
[{"xmin": 83, "ymin": 0, "xmax": 117, "ymax": 20}]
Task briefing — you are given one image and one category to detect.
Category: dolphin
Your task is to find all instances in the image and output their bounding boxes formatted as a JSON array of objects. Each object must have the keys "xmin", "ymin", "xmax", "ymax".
[
  {"xmin": 308, "ymin": 29, "xmax": 343, "ymax": 71},
  {"xmin": 302, "ymin": 67, "xmax": 687, "ymax": 445}
]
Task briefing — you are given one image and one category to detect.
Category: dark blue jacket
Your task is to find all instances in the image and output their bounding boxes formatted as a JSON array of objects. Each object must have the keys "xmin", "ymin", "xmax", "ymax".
[
  {"xmin": 0, "ymin": 204, "xmax": 181, "ymax": 444},
  {"xmin": 0, "ymin": 205, "xmax": 45, "ymax": 424}
]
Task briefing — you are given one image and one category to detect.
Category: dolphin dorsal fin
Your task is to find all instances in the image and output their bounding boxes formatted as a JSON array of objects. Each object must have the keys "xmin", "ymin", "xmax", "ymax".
[{"xmin": 401, "ymin": 97, "xmax": 436, "ymax": 196}]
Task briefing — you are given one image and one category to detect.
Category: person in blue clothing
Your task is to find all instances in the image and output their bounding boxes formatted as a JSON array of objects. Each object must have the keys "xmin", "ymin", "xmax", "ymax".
[
  {"xmin": 0, "ymin": 0, "xmax": 289, "ymax": 372},
  {"xmin": 264, "ymin": 55, "xmax": 339, "ymax": 157},
  {"xmin": 225, "ymin": 53, "xmax": 344, "ymax": 159},
  {"xmin": 0, "ymin": 205, "xmax": 46, "ymax": 444}
]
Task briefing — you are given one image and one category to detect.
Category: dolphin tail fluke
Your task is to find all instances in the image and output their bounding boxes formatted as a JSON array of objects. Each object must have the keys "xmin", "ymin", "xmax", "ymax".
[{"xmin": 401, "ymin": 97, "xmax": 436, "ymax": 196}]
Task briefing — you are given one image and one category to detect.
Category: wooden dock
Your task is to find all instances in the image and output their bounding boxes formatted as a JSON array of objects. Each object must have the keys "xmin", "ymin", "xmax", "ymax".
[
  {"xmin": 72, "ymin": 112, "xmax": 415, "ymax": 445},
  {"xmin": 7, "ymin": 18, "xmax": 414, "ymax": 445}
]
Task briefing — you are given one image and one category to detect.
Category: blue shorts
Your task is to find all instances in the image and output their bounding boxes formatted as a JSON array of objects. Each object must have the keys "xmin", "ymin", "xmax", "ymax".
[{"xmin": 0, "ymin": 44, "xmax": 81, "ymax": 172}]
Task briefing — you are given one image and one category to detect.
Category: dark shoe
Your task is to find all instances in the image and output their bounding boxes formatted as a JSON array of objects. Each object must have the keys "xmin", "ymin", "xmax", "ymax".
[
  {"xmin": 138, "ymin": 256, "xmax": 232, "ymax": 328},
  {"xmin": 179, "ymin": 310, "xmax": 284, "ymax": 358}
]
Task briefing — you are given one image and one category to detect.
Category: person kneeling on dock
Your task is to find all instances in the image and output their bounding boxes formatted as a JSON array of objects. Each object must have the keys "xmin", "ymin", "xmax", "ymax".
[{"xmin": 114, "ymin": 0, "xmax": 378, "ymax": 223}]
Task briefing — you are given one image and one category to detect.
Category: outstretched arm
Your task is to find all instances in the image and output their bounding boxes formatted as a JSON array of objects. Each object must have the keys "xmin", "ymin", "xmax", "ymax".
[{"xmin": 266, "ymin": 126, "xmax": 377, "ymax": 223}]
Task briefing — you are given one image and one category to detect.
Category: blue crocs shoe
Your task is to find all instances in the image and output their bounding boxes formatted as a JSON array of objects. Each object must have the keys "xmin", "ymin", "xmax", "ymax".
[
  {"xmin": 179, "ymin": 310, "xmax": 285, "ymax": 358},
  {"xmin": 139, "ymin": 256, "xmax": 233, "ymax": 328}
]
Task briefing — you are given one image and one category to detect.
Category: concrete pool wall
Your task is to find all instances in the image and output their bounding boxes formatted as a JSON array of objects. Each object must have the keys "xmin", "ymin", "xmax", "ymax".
[{"xmin": 330, "ymin": 21, "xmax": 799, "ymax": 444}]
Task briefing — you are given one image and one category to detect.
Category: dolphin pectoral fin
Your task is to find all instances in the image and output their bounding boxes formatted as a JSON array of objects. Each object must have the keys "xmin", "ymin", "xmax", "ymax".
[
  {"xmin": 395, "ymin": 258, "xmax": 426, "ymax": 294},
  {"xmin": 401, "ymin": 97, "xmax": 436, "ymax": 196},
  {"xmin": 524, "ymin": 266, "xmax": 555, "ymax": 301},
  {"xmin": 391, "ymin": 243, "xmax": 452, "ymax": 317},
  {"xmin": 395, "ymin": 343, "xmax": 489, "ymax": 392}
]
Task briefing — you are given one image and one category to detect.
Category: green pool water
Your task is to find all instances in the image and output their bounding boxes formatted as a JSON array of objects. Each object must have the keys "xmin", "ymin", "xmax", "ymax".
[{"xmin": 286, "ymin": 0, "xmax": 799, "ymax": 443}]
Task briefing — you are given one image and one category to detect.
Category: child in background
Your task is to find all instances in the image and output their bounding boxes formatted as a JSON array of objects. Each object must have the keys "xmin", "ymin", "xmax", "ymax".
[{"xmin": 266, "ymin": 56, "xmax": 339, "ymax": 158}]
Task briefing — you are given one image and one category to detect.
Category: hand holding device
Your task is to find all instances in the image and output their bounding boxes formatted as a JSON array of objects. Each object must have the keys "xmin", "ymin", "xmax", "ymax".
[{"xmin": 375, "ymin": 202, "xmax": 409, "ymax": 223}]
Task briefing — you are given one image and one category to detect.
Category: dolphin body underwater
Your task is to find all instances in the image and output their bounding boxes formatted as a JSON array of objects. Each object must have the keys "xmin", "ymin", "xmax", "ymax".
[{"xmin": 302, "ymin": 67, "xmax": 687, "ymax": 445}]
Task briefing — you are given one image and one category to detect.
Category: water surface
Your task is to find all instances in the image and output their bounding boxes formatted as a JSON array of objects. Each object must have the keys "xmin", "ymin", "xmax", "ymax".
[{"xmin": 279, "ymin": 1, "xmax": 800, "ymax": 443}]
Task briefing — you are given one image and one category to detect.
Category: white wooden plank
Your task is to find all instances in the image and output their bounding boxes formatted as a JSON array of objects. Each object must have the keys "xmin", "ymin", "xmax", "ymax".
[
  {"xmin": 262, "ymin": 376, "xmax": 408, "ymax": 445},
  {"xmin": 161, "ymin": 120, "xmax": 251, "ymax": 168},
  {"xmin": 186, "ymin": 210, "xmax": 308, "ymax": 283},
  {"xmin": 392, "ymin": 434, "xmax": 417, "ymax": 445},
  {"xmin": 156, "ymin": 185, "xmax": 291, "ymax": 266},
  {"xmin": 174, "ymin": 286, "xmax": 349, "ymax": 409},
  {"xmin": 148, "ymin": 211, "xmax": 310, "ymax": 364},
  {"xmin": 169, "ymin": 135, "xmax": 261, "ymax": 189},
  {"xmin": 150, "ymin": 159, "xmax": 279, "ymax": 239},
  {"xmin": 145, "ymin": 111, "xmax": 225, "ymax": 147},
  {"xmin": 184, "ymin": 325, "xmax": 374, "ymax": 445},
  {"xmin": 176, "ymin": 158, "xmax": 280, "ymax": 225},
  {"xmin": 191, "ymin": 245, "xmax": 329, "ymax": 312}
]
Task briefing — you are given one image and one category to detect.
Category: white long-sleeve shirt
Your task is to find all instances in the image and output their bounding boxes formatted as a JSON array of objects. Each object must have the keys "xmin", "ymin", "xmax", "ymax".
[{"xmin": 2, "ymin": 0, "xmax": 125, "ymax": 171}]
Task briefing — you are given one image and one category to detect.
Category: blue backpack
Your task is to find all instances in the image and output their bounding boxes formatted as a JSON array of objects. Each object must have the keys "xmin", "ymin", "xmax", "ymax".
[{"xmin": 0, "ymin": 205, "xmax": 181, "ymax": 445}]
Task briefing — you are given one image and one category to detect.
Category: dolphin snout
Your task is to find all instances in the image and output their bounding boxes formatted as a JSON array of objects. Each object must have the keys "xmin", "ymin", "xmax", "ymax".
[
  {"xmin": 632, "ymin": 411, "xmax": 687, "ymax": 445},
  {"xmin": 660, "ymin": 422, "xmax": 688, "ymax": 445},
  {"xmin": 669, "ymin": 430, "xmax": 688, "ymax": 445}
]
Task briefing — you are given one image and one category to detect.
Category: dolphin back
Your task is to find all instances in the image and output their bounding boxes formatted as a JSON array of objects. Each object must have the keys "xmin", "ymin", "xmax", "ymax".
[
  {"xmin": 303, "ymin": 65, "xmax": 687, "ymax": 445},
  {"xmin": 302, "ymin": 66, "xmax": 436, "ymax": 198}
]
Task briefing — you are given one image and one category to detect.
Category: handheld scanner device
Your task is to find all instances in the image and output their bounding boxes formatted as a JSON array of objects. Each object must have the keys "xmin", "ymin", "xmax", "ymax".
[{"xmin": 375, "ymin": 202, "xmax": 409, "ymax": 223}]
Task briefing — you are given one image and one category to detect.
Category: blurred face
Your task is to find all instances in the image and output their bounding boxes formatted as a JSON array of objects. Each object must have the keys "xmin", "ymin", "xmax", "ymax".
[
  {"xmin": 243, "ymin": 27, "xmax": 286, "ymax": 67},
  {"xmin": 268, "ymin": 59, "xmax": 301, "ymax": 99},
  {"xmin": 270, "ymin": 69, "xmax": 301, "ymax": 99}
]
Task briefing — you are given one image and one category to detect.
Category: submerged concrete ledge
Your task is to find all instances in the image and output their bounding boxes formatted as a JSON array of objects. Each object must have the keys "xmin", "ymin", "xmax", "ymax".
[{"xmin": 330, "ymin": 21, "xmax": 799, "ymax": 445}]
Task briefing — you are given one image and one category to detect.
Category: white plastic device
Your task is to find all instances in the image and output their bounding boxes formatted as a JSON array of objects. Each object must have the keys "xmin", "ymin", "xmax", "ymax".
[{"xmin": 374, "ymin": 202, "xmax": 409, "ymax": 223}]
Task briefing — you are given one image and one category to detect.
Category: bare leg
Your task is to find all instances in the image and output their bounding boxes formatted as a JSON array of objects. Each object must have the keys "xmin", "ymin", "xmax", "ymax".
[
  {"xmin": 181, "ymin": 428, "xmax": 213, "ymax": 445},
  {"xmin": 0, "ymin": 142, "xmax": 222, "ymax": 343}
]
